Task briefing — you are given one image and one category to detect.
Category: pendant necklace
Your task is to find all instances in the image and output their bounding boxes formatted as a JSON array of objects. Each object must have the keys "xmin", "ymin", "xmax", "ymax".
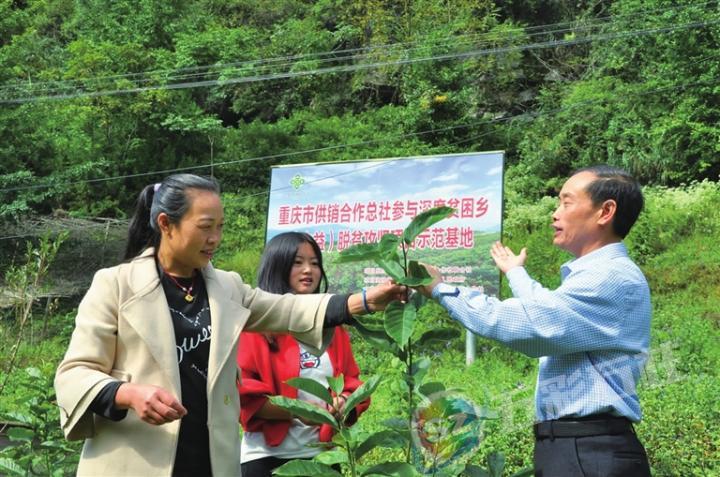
[{"xmin": 165, "ymin": 270, "xmax": 196, "ymax": 302}]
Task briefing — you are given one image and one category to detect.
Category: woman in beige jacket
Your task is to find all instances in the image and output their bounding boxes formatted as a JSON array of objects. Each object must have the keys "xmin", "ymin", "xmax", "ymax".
[{"xmin": 54, "ymin": 174, "xmax": 401, "ymax": 476}]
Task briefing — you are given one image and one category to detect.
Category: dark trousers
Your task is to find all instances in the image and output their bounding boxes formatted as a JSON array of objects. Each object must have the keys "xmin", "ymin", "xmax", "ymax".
[
  {"xmin": 533, "ymin": 418, "xmax": 651, "ymax": 477},
  {"xmin": 241, "ymin": 456, "xmax": 293, "ymax": 477}
]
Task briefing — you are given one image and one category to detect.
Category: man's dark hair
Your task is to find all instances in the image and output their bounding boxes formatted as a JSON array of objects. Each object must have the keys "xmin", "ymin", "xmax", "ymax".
[
  {"xmin": 256, "ymin": 232, "xmax": 328, "ymax": 294},
  {"xmin": 573, "ymin": 165, "xmax": 644, "ymax": 238}
]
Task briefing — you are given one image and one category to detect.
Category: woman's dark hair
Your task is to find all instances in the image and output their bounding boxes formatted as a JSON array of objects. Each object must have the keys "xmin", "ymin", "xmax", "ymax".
[
  {"xmin": 572, "ymin": 164, "xmax": 644, "ymax": 238},
  {"xmin": 256, "ymin": 232, "xmax": 328, "ymax": 294},
  {"xmin": 124, "ymin": 174, "xmax": 220, "ymax": 260}
]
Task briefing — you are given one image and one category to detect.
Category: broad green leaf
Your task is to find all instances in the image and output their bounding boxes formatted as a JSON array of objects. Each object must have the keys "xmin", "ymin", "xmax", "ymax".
[
  {"xmin": 362, "ymin": 461, "xmax": 419, "ymax": 476},
  {"xmin": 397, "ymin": 260, "xmax": 433, "ymax": 285},
  {"xmin": 314, "ymin": 449, "xmax": 349, "ymax": 466},
  {"xmin": 273, "ymin": 460, "xmax": 343, "ymax": 477},
  {"xmin": 336, "ymin": 243, "xmax": 380, "ymax": 263},
  {"xmin": 286, "ymin": 377, "xmax": 333, "ymax": 405},
  {"xmin": 410, "ymin": 357, "xmax": 431, "ymax": 384},
  {"xmin": 509, "ymin": 468, "xmax": 534, "ymax": 477},
  {"xmin": 418, "ymin": 381, "xmax": 446, "ymax": 397},
  {"xmin": 402, "ymin": 206, "xmax": 455, "ymax": 245},
  {"xmin": 376, "ymin": 257, "xmax": 405, "ymax": 282},
  {"xmin": 0, "ymin": 411, "xmax": 33, "ymax": 425},
  {"xmin": 355, "ymin": 430, "xmax": 408, "ymax": 460},
  {"xmin": 327, "ymin": 375, "xmax": 344, "ymax": 395},
  {"xmin": 377, "ymin": 233, "xmax": 401, "ymax": 256},
  {"xmin": 395, "ymin": 275, "xmax": 434, "ymax": 287},
  {"xmin": 436, "ymin": 463, "xmax": 465, "ymax": 477},
  {"xmin": 381, "ymin": 417, "xmax": 407, "ymax": 430},
  {"xmin": 25, "ymin": 367, "xmax": 42, "ymax": 379},
  {"xmin": 408, "ymin": 261, "xmax": 432, "ymax": 281},
  {"xmin": 415, "ymin": 328, "xmax": 460, "ymax": 347},
  {"xmin": 39, "ymin": 440, "xmax": 76, "ymax": 452},
  {"xmin": 0, "ymin": 457, "xmax": 24, "ymax": 476},
  {"xmin": 342, "ymin": 375, "xmax": 382, "ymax": 422},
  {"xmin": 487, "ymin": 451, "xmax": 505, "ymax": 477},
  {"xmin": 410, "ymin": 290, "xmax": 427, "ymax": 309},
  {"xmin": 352, "ymin": 319, "xmax": 400, "ymax": 355},
  {"xmin": 7, "ymin": 427, "xmax": 34, "ymax": 442},
  {"xmin": 269, "ymin": 396, "xmax": 337, "ymax": 428},
  {"xmin": 384, "ymin": 301, "xmax": 416, "ymax": 348},
  {"xmin": 463, "ymin": 464, "xmax": 491, "ymax": 477}
]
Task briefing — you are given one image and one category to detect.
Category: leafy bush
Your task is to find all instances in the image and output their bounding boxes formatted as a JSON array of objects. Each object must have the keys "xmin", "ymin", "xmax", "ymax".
[{"xmin": 0, "ymin": 368, "xmax": 81, "ymax": 476}]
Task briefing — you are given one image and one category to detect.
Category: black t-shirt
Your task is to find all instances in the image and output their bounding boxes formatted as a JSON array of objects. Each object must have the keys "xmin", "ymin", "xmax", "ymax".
[{"xmin": 159, "ymin": 269, "xmax": 212, "ymax": 477}]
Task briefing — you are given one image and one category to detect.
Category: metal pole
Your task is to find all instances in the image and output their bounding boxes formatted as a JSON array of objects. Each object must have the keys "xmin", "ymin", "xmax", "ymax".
[{"xmin": 465, "ymin": 329, "xmax": 476, "ymax": 366}]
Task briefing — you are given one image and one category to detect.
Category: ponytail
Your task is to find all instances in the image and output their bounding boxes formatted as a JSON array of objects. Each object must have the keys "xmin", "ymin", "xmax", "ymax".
[{"xmin": 124, "ymin": 185, "xmax": 160, "ymax": 260}]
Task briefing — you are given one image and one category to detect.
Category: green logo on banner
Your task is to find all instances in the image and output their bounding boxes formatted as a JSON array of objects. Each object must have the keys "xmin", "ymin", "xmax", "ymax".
[{"xmin": 290, "ymin": 174, "xmax": 305, "ymax": 190}]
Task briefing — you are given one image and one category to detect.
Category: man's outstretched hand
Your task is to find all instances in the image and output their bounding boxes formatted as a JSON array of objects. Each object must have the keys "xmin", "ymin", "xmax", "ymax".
[{"xmin": 490, "ymin": 241, "xmax": 527, "ymax": 274}]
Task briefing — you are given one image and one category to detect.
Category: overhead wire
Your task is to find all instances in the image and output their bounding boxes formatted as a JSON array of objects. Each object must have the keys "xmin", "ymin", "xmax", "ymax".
[
  {"xmin": 0, "ymin": 2, "xmax": 717, "ymax": 102},
  {"xmin": 1, "ymin": 72, "xmax": 718, "ymax": 242},
  {"xmin": 0, "ymin": 0, "xmax": 711, "ymax": 95},
  {"xmin": 1, "ymin": 74, "xmax": 716, "ymax": 196}
]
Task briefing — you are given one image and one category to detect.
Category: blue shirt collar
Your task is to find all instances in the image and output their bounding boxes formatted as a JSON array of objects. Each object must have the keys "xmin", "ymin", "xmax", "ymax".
[{"xmin": 561, "ymin": 242, "xmax": 628, "ymax": 279}]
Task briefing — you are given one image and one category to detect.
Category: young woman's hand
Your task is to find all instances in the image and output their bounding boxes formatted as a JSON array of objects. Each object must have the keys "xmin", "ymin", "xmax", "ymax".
[
  {"xmin": 348, "ymin": 281, "xmax": 406, "ymax": 314},
  {"xmin": 115, "ymin": 383, "xmax": 187, "ymax": 425},
  {"xmin": 326, "ymin": 394, "xmax": 347, "ymax": 421}
]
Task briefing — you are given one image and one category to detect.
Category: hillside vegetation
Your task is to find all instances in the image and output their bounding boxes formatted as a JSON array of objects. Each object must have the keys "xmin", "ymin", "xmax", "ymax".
[{"xmin": 1, "ymin": 0, "xmax": 720, "ymax": 475}]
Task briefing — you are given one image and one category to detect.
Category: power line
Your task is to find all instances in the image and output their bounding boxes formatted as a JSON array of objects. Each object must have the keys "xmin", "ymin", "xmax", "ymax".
[
  {"xmin": 1, "ymin": 74, "xmax": 716, "ymax": 196},
  {"xmin": 0, "ymin": 1, "xmax": 709, "ymax": 95},
  {"xmin": 0, "ymin": 74, "xmax": 717, "ymax": 241},
  {"xmin": 1, "ymin": 10, "xmax": 718, "ymax": 103}
]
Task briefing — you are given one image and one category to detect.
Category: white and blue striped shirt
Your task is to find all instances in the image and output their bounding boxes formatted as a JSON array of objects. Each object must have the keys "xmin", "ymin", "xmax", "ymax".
[{"xmin": 433, "ymin": 242, "xmax": 651, "ymax": 422}]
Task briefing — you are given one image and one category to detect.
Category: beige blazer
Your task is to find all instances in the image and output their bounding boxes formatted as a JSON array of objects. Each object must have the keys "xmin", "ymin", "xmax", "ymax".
[{"xmin": 54, "ymin": 248, "xmax": 331, "ymax": 476}]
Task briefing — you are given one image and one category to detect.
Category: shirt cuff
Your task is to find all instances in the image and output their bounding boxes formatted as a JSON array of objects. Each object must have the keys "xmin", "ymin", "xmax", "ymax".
[
  {"xmin": 89, "ymin": 381, "xmax": 128, "ymax": 421},
  {"xmin": 432, "ymin": 283, "xmax": 461, "ymax": 300},
  {"xmin": 324, "ymin": 293, "xmax": 353, "ymax": 327}
]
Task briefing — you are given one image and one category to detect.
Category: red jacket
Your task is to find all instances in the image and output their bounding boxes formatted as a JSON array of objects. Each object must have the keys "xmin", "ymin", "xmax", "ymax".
[{"xmin": 237, "ymin": 327, "xmax": 370, "ymax": 446}]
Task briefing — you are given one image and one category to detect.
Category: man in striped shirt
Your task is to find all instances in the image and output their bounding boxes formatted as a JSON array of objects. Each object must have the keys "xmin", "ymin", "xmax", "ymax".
[{"xmin": 419, "ymin": 165, "xmax": 652, "ymax": 476}]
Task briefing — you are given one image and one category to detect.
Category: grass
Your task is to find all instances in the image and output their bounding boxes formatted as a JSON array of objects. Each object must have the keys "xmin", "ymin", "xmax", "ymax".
[
  {"xmin": 1, "ymin": 182, "xmax": 718, "ymax": 475},
  {"xmin": 351, "ymin": 225, "xmax": 720, "ymax": 476}
]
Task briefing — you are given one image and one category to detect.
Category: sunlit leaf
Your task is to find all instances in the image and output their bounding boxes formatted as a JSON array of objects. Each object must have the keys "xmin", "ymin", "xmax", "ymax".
[
  {"xmin": 314, "ymin": 449, "xmax": 348, "ymax": 466},
  {"xmin": 335, "ymin": 243, "xmax": 381, "ymax": 263},
  {"xmin": 0, "ymin": 457, "xmax": 24, "ymax": 476},
  {"xmin": 415, "ymin": 328, "xmax": 460, "ymax": 347},
  {"xmin": 402, "ymin": 206, "xmax": 455, "ymax": 245},
  {"xmin": 286, "ymin": 377, "xmax": 333, "ymax": 405},
  {"xmin": 384, "ymin": 301, "xmax": 416, "ymax": 348},
  {"xmin": 463, "ymin": 464, "xmax": 491, "ymax": 477},
  {"xmin": 487, "ymin": 451, "xmax": 505, "ymax": 477},
  {"xmin": 377, "ymin": 233, "xmax": 401, "ymax": 256},
  {"xmin": 342, "ymin": 375, "xmax": 382, "ymax": 422},
  {"xmin": 418, "ymin": 381, "xmax": 445, "ymax": 397},
  {"xmin": 352, "ymin": 319, "xmax": 400, "ymax": 355},
  {"xmin": 7, "ymin": 427, "xmax": 34, "ymax": 442},
  {"xmin": 355, "ymin": 430, "xmax": 408, "ymax": 460},
  {"xmin": 269, "ymin": 396, "xmax": 337, "ymax": 428},
  {"xmin": 362, "ymin": 461, "xmax": 419, "ymax": 476},
  {"xmin": 273, "ymin": 459, "xmax": 343, "ymax": 477},
  {"xmin": 327, "ymin": 375, "xmax": 344, "ymax": 395},
  {"xmin": 410, "ymin": 357, "xmax": 430, "ymax": 384},
  {"xmin": 376, "ymin": 257, "xmax": 405, "ymax": 282}
]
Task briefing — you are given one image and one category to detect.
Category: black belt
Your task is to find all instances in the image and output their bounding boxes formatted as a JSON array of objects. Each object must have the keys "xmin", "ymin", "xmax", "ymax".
[{"xmin": 534, "ymin": 415, "xmax": 634, "ymax": 439}]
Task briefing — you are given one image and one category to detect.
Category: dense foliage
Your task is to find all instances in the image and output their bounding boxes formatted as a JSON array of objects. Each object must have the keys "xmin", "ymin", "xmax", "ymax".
[
  {"xmin": 1, "ymin": 0, "xmax": 720, "ymax": 475},
  {"xmin": 1, "ymin": 181, "xmax": 718, "ymax": 475},
  {"xmin": 2, "ymin": 0, "xmax": 720, "ymax": 222}
]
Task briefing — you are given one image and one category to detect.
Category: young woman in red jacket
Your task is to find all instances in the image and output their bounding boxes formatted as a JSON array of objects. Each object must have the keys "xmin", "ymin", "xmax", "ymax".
[{"xmin": 237, "ymin": 232, "xmax": 370, "ymax": 476}]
